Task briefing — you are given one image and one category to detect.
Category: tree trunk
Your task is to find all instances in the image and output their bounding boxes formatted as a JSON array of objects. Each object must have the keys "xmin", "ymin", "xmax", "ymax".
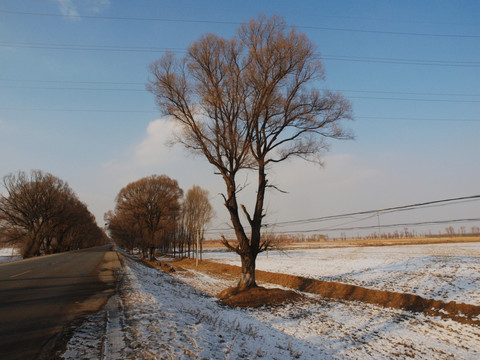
[
  {"xmin": 149, "ymin": 246, "xmax": 155, "ymax": 261},
  {"xmin": 23, "ymin": 230, "xmax": 43, "ymax": 258},
  {"xmin": 237, "ymin": 251, "xmax": 256, "ymax": 290},
  {"xmin": 234, "ymin": 162, "xmax": 266, "ymax": 290}
]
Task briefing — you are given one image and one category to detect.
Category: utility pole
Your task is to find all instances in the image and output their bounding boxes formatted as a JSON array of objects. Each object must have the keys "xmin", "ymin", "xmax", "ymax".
[
  {"xmin": 196, "ymin": 228, "xmax": 200, "ymax": 267},
  {"xmin": 377, "ymin": 211, "xmax": 381, "ymax": 238}
]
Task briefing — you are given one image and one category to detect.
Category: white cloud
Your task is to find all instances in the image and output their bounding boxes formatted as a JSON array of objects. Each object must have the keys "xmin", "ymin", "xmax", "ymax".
[
  {"xmin": 55, "ymin": 0, "xmax": 78, "ymax": 18},
  {"xmin": 135, "ymin": 118, "xmax": 178, "ymax": 166},
  {"xmin": 89, "ymin": 0, "xmax": 111, "ymax": 14},
  {"xmin": 101, "ymin": 117, "xmax": 214, "ymax": 191},
  {"xmin": 53, "ymin": 0, "xmax": 110, "ymax": 18}
]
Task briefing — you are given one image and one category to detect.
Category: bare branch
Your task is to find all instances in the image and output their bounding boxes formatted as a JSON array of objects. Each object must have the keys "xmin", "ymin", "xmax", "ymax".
[
  {"xmin": 241, "ymin": 204, "xmax": 253, "ymax": 227},
  {"xmin": 221, "ymin": 235, "xmax": 240, "ymax": 254}
]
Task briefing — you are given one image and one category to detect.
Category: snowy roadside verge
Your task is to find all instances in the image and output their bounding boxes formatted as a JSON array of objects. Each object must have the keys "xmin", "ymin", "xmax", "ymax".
[
  {"xmin": 60, "ymin": 254, "xmax": 480, "ymax": 359},
  {"xmin": 60, "ymin": 255, "xmax": 320, "ymax": 359}
]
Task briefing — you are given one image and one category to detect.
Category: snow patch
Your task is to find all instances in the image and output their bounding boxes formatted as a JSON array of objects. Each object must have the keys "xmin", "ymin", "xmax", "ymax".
[{"xmin": 0, "ymin": 247, "xmax": 21, "ymax": 263}]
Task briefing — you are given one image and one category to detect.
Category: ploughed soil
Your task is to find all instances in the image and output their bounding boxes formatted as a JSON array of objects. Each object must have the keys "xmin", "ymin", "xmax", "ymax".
[{"xmin": 145, "ymin": 258, "xmax": 480, "ymax": 325}]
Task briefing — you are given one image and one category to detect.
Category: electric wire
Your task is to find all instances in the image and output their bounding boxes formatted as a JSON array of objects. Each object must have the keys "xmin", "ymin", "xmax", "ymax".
[
  {"xmin": 2, "ymin": 82, "xmax": 480, "ymax": 99},
  {"xmin": 1, "ymin": 10, "xmax": 479, "ymax": 39},
  {"xmin": 0, "ymin": 107, "xmax": 478, "ymax": 123},
  {"xmin": 261, "ymin": 195, "xmax": 480, "ymax": 229},
  {"xmin": 0, "ymin": 107, "xmax": 158, "ymax": 113},
  {"xmin": 1, "ymin": 86, "xmax": 479, "ymax": 103},
  {"xmin": 204, "ymin": 217, "xmax": 480, "ymax": 236},
  {"xmin": 356, "ymin": 116, "xmax": 480, "ymax": 123},
  {"xmin": 203, "ymin": 195, "xmax": 480, "ymax": 236},
  {"xmin": 271, "ymin": 217, "xmax": 480, "ymax": 235},
  {"xmin": 1, "ymin": 41, "xmax": 478, "ymax": 68}
]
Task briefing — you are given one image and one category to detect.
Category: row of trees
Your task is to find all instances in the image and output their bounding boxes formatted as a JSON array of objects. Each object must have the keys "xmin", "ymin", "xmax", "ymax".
[
  {"xmin": 0, "ymin": 170, "xmax": 108, "ymax": 258},
  {"xmin": 105, "ymin": 175, "xmax": 213, "ymax": 260}
]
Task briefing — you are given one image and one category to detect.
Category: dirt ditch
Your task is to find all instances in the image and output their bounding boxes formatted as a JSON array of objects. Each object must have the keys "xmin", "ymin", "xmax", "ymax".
[{"xmin": 146, "ymin": 258, "xmax": 480, "ymax": 325}]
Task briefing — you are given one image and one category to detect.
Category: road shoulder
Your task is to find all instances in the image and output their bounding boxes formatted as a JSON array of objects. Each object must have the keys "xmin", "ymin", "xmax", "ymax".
[{"xmin": 39, "ymin": 248, "xmax": 123, "ymax": 360}]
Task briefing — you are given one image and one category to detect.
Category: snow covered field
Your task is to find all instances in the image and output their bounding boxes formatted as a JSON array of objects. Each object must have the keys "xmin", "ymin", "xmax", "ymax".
[
  {"xmin": 0, "ymin": 247, "xmax": 21, "ymax": 263},
  {"xmin": 61, "ymin": 253, "xmax": 480, "ymax": 359},
  {"xmin": 204, "ymin": 241, "xmax": 480, "ymax": 306}
]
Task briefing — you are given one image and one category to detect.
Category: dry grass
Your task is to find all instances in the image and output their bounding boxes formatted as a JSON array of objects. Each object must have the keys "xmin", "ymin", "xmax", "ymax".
[
  {"xmin": 281, "ymin": 236, "xmax": 480, "ymax": 250},
  {"xmin": 203, "ymin": 236, "xmax": 480, "ymax": 250}
]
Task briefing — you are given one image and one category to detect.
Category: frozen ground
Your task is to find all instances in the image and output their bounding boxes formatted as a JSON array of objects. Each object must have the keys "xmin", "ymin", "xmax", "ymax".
[
  {"xmin": 0, "ymin": 247, "xmax": 21, "ymax": 263},
  {"xmin": 204, "ymin": 242, "xmax": 480, "ymax": 305},
  {"xmin": 61, "ymin": 254, "xmax": 480, "ymax": 359}
]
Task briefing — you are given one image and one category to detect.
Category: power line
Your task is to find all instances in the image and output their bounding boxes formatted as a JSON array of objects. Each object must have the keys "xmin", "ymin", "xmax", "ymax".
[
  {"xmin": 357, "ymin": 116, "xmax": 480, "ymax": 123},
  {"xmin": 0, "ymin": 107, "xmax": 479, "ymax": 123},
  {"xmin": 320, "ymin": 55, "xmax": 480, "ymax": 67},
  {"xmin": 262, "ymin": 195, "xmax": 480, "ymax": 229},
  {"xmin": 2, "ymin": 80, "xmax": 479, "ymax": 99},
  {"xmin": 2, "ymin": 86, "xmax": 479, "ymax": 103},
  {"xmin": 205, "ymin": 217, "xmax": 480, "ymax": 235},
  {"xmin": 0, "ymin": 85, "xmax": 146, "ymax": 92},
  {"xmin": 3, "ymin": 7, "xmax": 477, "ymax": 27},
  {"xmin": 336, "ymin": 89, "xmax": 480, "ymax": 98},
  {"xmin": 349, "ymin": 96, "xmax": 479, "ymax": 103},
  {"xmin": 205, "ymin": 195, "xmax": 480, "ymax": 234},
  {"xmin": 0, "ymin": 41, "xmax": 183, "ymax": 53},
  {"xmin": 273, "ymin": 217, "xmax": 480, "ymax": 234},
  {"xmin": 0, "ymin": 78, "xmax": 145, "ymax": 86},
  {"xmin": 1, "ymin": 10, "xmax": 479, "ymax": 39},
  {"xmin": 1, "ymin": 41, "xmax": 478, "ymax": 68},
  {"xmin": 0, "ymin": 107, "xmax": 157, "ymax": 113}
]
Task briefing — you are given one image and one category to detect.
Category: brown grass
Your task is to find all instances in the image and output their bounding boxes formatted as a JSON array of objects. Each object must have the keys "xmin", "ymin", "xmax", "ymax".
[
  {"xmin": 203, "ymin": 236, "xmax": 480, "ymax": 250},
  {"xmin": 148, "ymin": 257, "xmax": 480, "ymax": 325},
  {"xmin": 279, "ymin": 236, "xmax": 480, "ymax": 251}
]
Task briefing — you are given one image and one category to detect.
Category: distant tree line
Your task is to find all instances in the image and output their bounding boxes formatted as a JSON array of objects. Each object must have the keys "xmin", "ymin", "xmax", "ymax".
[
  {"xmin": 105, "ymin": 175, "xmax": 213, "ymax": 260},
  {"xmin": 0, "ymin": 170, "xmax": 108, "ymax": 258}
]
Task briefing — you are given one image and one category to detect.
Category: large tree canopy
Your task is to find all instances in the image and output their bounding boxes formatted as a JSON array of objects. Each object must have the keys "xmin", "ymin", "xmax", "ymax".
[
  {"xmin": 110, "ymin": 175, "xmax": 183, "ymax": 260},
  {"xmin": 0, "ymin": 170, "xmax": 106, "ymax": 258},
  {"xmin": 148, "ymin": 15, "xmax": 353, "ymax": 289}
]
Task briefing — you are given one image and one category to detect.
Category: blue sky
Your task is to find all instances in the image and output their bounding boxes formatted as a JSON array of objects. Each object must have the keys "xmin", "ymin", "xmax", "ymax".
[{"xmin": 0, "ymin": 0, "xmax": 479, "ymax": 238}]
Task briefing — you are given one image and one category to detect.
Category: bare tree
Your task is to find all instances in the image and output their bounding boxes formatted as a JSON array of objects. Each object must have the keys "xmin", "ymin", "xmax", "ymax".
[
  {"xmin": 445, "ymin": 226, "xmax": 456, "ymax": 237},
  {"xmin": 0, "ymin": 170, "xmax": 105, "ymax": 258},
  {"xmin": 148, "ymin": 15, "xmax": 352, "ymax": 289},
  {"xmin": 105, "ymin": 210, "xmax": 140, "ymax": 253},
  {"xmin": 112, "ymin": 175, "xmax": 183, "ymax": 260},
  {"xmin": 183, "ymin": 185, "xmax": 214, "ymax": 259}
]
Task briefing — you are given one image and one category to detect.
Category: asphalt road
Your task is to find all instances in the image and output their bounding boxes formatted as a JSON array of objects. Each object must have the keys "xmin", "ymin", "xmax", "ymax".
[{"xmin": 0, "ymin": 245, "xmax": 120, "ymax": 360}]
